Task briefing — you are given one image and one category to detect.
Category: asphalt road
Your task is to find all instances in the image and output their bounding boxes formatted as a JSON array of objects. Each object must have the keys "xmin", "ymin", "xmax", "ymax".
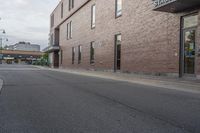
[{"xmin": 0, "ymin": 64, "xmax": 199, "ymax": 133}]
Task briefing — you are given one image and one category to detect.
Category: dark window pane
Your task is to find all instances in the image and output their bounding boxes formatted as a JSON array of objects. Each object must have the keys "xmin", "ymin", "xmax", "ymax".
[{"xmin": 90, "ymin": 42, "xmax": 95, "ymax": 64}]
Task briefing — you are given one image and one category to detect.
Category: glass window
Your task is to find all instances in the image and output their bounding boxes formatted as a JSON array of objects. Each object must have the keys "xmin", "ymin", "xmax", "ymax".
[
  {"xmin": 184, "ymin": 30, "xmax": 196, "ymax": 74},
  {"xmin": 51, "ymin": 14, "xmax": 54, "ymax": 28},
  {"xmin": 78, "ymin": 45, "xmax": 82, "ymax": 64},
  {"xmin": 70, "ymin": 21, "xmax": 72, "ymax": 39},
  {"xmin": 90, "ymin": 42, "xmax": 95, "ymax": 64},
  {"xmin": 116, "ymin": 0, "xmax": 122, "ymax": 17},
  {"xmin": 61, "ymin": 3, "xmax": 63, "ymax": 18},
  {"xmin": 69, "ymin": 0, "xmax": 74, "ymax": 11},
  {"xmin": 67, "ymin": 23, "xmax": 69, "ymax": 39},
  {"xmin": 72, "ymin": 0, "xmax": 74, "ymax": 8},
  {"xmin": 60, "ymin": 50, "xmax": 63, "ymax": 65},
  {"xmin": 72, "ymin": 47, "xmax": 75, "ymax": 64},
  {"xmin": 115, "ymin": 34, "xmax": 121, "ymax": 70},
  {"xmin": 91, "ymin": 4, "xmax": 96, "ymax": 29},
  {"xmin": 50, "ymin": 34, "xmax": 54, "ymax": 46},
  {"xmin": 67, "ymin": 21, "xmax": 72, "ymax": 40},
  {"xmin": 183, "ymin": 14, "xmax": 198, "ymax": 29}
]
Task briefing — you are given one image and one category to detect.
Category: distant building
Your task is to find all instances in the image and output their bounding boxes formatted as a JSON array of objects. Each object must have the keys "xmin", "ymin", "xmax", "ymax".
[
  {"xmin": 0, "ymin": 50, "xmax": 43, "ymax": 64},
  {"xmin": 5, "ymin": 42, "xmax": 40, "ymax": 52}
]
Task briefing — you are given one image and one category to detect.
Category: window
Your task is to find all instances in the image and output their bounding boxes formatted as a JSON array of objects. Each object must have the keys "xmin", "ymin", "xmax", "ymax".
[
  {"xmin": 72, "ymin": 47, "xmax": 75, "ymax": 64},
  {"xmin": 67, "ymin": 21, "xmax": 72, "ymax": 39},
  {"xmin": 91, "ymin": 4, "xmax": 96, "ymax": 29},
  {"xmin": 70, "ymin": 21, "xmax": 72, "ymax": 39},
  {"xmin": 50, "ymin": 34, "xmax": 54, "ymax": 46},
  {"xmin": 60, "ymin": 50, "xmax": 63, "ymax": 65},
  {"xmin": 183, "ymin": 14, "xmax": 198, "ymax": 29},
  {"xmin": 115, "ymin": 34, "xmax": 121, "ymax": 70},
  {"xmin": 51, "ymin": 14, "xmax": 54, "ymax": 28},
  {"xmin": 78, "ymin": 45, "xmax": 82, "ymax": 64},
  {"xmin": 90, "ymin": 42, "xmax": 95, "ymax": 64},
  {"xmin": 115, "ymin": 0, "xmax": 122, "ymax": 17},
  {"xmin": 61, "ymin": 3, "xmax": 63, "ymax": 18},
  {"xmin": 69, "ymin": 0, "xmax": 74, "ymax": 11},
  {"xmin": 67, "ymin": 23, "xmax": 69, "ymax": 39}
]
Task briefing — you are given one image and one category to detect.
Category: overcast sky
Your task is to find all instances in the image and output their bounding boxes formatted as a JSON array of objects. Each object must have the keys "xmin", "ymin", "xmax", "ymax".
[{"xmin": 0, "ymin": 0, "xmax": 60, "ymax": 50}]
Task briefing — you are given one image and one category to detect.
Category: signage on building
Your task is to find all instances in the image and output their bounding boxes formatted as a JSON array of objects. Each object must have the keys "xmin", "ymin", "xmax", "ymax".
[
  {"xmin": 152, "ymin": 0, "xmax": 176, "ymax": 8},
  {"xmin": 3, "ymin": 57, "xmax": 14, "ymax": 60}
]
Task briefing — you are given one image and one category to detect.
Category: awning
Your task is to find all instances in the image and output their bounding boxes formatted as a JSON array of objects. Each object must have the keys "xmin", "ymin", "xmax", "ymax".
[
  {"xmin": 43, "ymin": 45, "xmax": 60, "ymax": 53},
  {"xmin": 153, "ymin": 0, "xmax": 200, "ymax": 13}
]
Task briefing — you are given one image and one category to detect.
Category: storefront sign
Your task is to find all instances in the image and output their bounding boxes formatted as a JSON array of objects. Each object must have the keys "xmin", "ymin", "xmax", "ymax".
[
  {"xmin": 152, "ymin": 0, "xmax": 176, "ymax": 8},
  {"xmin": 3, "ymin": 57, "xmax": 14, "ymax": 60}
]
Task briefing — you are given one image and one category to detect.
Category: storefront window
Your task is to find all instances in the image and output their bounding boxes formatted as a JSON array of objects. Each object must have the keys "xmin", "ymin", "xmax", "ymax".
[{"xmin": 183, "ymin": 14, "xmax": 198, "ymax": 29}]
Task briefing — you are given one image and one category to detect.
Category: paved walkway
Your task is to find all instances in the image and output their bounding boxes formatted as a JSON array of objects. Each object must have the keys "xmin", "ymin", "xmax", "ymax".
[{"xmin": 36, "ymin": 66, "xmax": 200, "ymax": 94}]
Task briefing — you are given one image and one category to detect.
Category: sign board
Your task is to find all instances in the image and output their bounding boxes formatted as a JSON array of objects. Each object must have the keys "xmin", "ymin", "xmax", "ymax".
[
  {"xmin": 3, "ymin": 57, "xmax": 14, "ymax": 60},
  {"xmin": 152, "ymin": 0, "xmax": 176, "ymax": 8}
]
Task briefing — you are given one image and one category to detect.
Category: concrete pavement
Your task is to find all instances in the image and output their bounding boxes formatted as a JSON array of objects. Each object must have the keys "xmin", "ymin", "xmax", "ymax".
[{"xmin": 0, "ymin": 64, "xmax": 200, "ymax": 133}]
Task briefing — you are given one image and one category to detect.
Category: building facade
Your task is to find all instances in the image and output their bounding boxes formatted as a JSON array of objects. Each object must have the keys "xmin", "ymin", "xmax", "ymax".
[
  {"xmin": 47, "ymin": 0, "xmax": 200, "ymax": 79},
  {"xmin": 5, "ymin": 42, "xmax": 40, "ymax": 52}
]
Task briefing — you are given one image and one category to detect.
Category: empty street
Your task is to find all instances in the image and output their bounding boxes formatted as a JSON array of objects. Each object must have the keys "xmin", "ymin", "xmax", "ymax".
[{"xmin": 0, "ymin": 65, "xmax": 200, "ymax": 133}]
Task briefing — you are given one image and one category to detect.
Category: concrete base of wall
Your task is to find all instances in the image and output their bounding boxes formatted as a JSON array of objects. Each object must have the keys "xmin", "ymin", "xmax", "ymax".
[
  {"xmin": 121, "ymin": 71, "xmax": 179, "ymax": 78},
  {"xmin": 197, "ymin": 75, "xmax": 200, "ymax": 79},
  {"xmin": 61, "ymin": 67, "xmax": 180, "ymax": 78}
]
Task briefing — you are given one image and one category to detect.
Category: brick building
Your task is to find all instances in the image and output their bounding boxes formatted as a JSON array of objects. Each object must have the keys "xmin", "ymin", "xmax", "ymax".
[{"xmin": 45, "ymin": 0, "xmax": 200, "ymax": 79}]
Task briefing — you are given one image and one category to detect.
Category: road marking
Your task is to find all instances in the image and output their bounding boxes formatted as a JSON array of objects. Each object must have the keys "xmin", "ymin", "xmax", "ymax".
[{"xmin": 0, "ymin": 79, "xmax": 3, "ymax": 94}]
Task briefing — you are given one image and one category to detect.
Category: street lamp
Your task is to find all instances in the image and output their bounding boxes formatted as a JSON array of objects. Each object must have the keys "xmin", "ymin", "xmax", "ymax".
[
  {"xmin": 0, "ymin": 38, "xmax": 8, "ymax": 64},
  {"xmin": 0, "ymin": 29, "xmax": 6, "ymax": 34},
  {"xmin": 0, "ymin": 18, "xmax": 7, "ymax": 64},
  {"xmin": 0, "ymin": 37, "xmax": 8, "ymax": 47},
  {"xmin": 2, "ymin": 30, "xmax": 5, "ymax": 34},
  {"xmin": 0, "ymin": 29, "xmax": 7, "ymax": 48},
  {"xmin": 0, "ymin": 30, "xmax": 8, "ymax": 64}
]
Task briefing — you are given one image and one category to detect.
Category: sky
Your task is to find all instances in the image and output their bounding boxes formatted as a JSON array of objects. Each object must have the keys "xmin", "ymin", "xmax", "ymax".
[{"xmin": 0, "ymin": 0, "xmax": 60, "ymax": 50}]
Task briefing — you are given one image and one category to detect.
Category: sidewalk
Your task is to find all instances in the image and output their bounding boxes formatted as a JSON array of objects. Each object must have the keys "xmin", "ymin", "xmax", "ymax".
[{"xmin": 37, "ymin": 66, "xmax": 200, "ymax": 94}]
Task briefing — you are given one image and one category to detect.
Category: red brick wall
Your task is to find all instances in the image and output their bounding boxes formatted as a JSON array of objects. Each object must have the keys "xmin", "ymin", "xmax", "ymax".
[{"xmin": 51, "ymin": 0, "xmax": 200, "ymax": 76}]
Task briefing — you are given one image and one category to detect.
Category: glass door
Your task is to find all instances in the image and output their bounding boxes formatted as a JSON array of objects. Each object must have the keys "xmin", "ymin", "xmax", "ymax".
[
  {"xmin": 183, "ymin": 29, "xmax": 196, "ymax": 74},
  {"xmin": 180, "ymin": 14, "xmax": 198, "ymax": 77}
]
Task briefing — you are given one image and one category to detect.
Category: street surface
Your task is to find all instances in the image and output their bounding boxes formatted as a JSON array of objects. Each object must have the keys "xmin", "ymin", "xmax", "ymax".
[{"xmin": 0, "ymin": 64, "xmax": 199, "ymax": 133}]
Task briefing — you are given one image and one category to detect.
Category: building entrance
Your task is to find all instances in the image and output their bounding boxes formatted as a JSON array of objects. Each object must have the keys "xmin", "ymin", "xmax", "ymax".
[{"xmin": 181, "ymin": 14, "xmax": 198, "ymax": 76}]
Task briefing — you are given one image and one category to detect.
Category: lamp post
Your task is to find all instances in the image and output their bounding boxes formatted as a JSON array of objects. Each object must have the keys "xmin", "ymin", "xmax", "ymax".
[
  {"xmin": 0, "ymin": 18, "xmax": 8, "ymax": 64},
  {"xmin": 0, "ymin": 29, "xmax": 6, "ymax": 48},
  {"xmin": 0, "ymin": 29, "xmax": 8, "ymax": 64}
]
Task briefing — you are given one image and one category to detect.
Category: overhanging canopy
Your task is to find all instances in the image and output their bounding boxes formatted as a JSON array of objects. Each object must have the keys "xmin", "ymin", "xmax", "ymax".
[
  {"xmin": 153, "ymin": 0, "xmax": 200, "ymax": 13},
  {"xmin": 43, "ymin": 45, "xmax": 60, "ymax": 53}
]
